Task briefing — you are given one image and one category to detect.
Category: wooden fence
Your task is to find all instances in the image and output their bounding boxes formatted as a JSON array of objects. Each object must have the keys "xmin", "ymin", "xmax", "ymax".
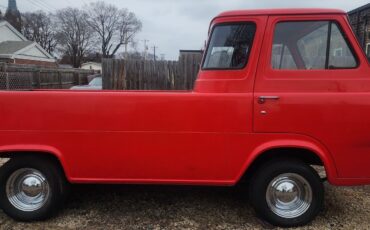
[
  {"xmin": 0, "ymin": 63, "xmax": 95, "ymax": 90},
  {"xmin": 102, "ymin": 54, "xmax": 202, "ymax": 90}
]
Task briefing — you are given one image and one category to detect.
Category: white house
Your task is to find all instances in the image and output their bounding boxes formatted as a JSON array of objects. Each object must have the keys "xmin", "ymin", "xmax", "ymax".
[
  {"xmin": 81, "ymin": 62, "xmax": 102, "ymax": 72},
  {"xmin": 0, "ymin": 20, "xmax": 24, "ymax": 43},
  {"xmin": 0, "ymin": 20, "xmax": 56, "ymax": 67}
]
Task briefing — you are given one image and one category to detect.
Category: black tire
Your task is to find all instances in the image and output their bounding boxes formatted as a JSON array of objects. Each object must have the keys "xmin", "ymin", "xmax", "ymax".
[
  {"xmin": 249, "ymin": 158, "xmax": 324, "ymax": 228},
  {"xmin": 0, "ymin": 156, "xmax": 69, "ymax": 221}
]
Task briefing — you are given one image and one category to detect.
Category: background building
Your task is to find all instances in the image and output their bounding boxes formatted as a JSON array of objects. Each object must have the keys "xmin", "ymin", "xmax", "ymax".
[
  {"xmin": 348, "ymin": 3, "xmax": 370, "ymax": 58},
  {"xmin": 0, "ymin": 20, "xmax": 56, "ymax": 67}
]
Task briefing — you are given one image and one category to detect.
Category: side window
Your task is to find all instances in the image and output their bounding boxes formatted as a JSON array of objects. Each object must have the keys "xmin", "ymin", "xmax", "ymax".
[
  {"xmin": 203, "ymin": 23, "xmax": 256, "ymax": 69},
  {"xmin": 272, "ymin": 21, "xmax": 358, "ymax": 70},
  {"xmin": 272, "ymin": 44, "xmax": 297, "ymax": 69},
  {"xmin": 297, "ymin": 22, "xmax": 329, "ymax": 70},
  {"xmin": 329, "ymin": 23, "xmax": 357, "ymax": 68}
]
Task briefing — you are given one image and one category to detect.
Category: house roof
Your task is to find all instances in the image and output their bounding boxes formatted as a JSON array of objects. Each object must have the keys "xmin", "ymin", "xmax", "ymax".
[
  {"xmin": 0, "ymin": 20, "xmax": 55, "ymax": 62},
  {"xmin": 348, "ymin": 3, "xmax": 370, "ymax": 15},
  {"xmin": 0, "ymin": 41, "xmax": 33, "ymax": 54},
  {"xmin": 217, "ymin": 8, "xmax": 346, "ymax": 18},
  {"xmin": 0, "ymin": 41, "xmax": 55, "ymax": 62},
  {"xmin": 0, "ymin": 20, "xmax": 27, "ymax": 42}
]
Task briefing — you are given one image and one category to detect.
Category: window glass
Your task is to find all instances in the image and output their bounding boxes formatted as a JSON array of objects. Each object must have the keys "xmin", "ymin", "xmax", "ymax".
[
  {"xmin": 272, "ymin": 21, "xmax": 358, "ymax": 70},
  {"xmin": 297, "ymin": 22, "xmax": 329, "ymax": 70},
  {"xmin": 89, "ymin": 77, "xmax": 102, "ymax": 86},
  {"xmin": 272, "ymin": 44, "xmax": 297, "ymax": 69},
  {"xmin": 203, "ymin": 23, "xmax": 256, "ymax": 69},
  {"xmin": 329, "ymin": 23, "xmax": 357, "ymax": 68}
]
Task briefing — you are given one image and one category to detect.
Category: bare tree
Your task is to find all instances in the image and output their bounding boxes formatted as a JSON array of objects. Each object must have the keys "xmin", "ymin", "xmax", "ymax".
[
  {"xmin": 85, "ymin": 1, "xmax": 142, "ymax": 58},
  {"xmin": 22, "ymin": 11, "xmax": 57, "ymax": 54},
  {"xmin": 54, "ymin": 8, "xmax": 93, "ymax": 68}
]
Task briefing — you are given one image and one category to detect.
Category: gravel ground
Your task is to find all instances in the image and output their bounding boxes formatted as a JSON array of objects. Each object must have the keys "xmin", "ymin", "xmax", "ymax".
[{"xmin": 0, "ymin": 159, "xmax": 369, "ymax": 230}]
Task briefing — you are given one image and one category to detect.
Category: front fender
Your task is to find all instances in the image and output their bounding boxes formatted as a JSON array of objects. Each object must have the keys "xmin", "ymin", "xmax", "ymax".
[{"xmin": 236, "ymin": 135, "xmax": 339, "ymax": 185}]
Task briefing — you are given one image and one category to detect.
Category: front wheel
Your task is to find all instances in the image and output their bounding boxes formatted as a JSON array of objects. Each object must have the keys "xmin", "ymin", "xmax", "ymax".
[
  {"xmin": 249, "ymin": 159, "xmax": 324, "ymax": 228},
  {"xmin": 0, "ymin": 156, "xmax": 69, "ymax": 221}
]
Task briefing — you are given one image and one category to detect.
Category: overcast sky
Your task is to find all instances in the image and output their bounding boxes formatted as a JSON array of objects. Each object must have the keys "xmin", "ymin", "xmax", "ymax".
[{"xmin": 0, "ymin": 0, "xmax": 369, "ymax": 60}]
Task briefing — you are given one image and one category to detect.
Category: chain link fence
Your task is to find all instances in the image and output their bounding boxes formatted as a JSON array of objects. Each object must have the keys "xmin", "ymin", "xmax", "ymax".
[
  {"xmin": 0, "ymin": 71, "xmax": 33, "ymax": 90},
  {"xmin": 0, "ymin": 63, "xmax": 95, "ymax": 91}
]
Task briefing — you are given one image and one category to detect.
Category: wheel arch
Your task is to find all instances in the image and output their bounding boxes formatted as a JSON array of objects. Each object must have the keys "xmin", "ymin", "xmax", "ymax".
[
  {"xmin": 236, "ymin": 139, "xmax": 338, "ymax": 185},
  {"xmin": 0, "ymin": 145, "xmax": 70, "ymax": 181}
]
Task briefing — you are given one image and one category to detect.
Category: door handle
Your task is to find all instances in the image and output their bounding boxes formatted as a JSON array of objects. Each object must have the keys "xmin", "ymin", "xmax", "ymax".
[{"xmin": 258, "ymin": 96, "xmax": 280, "ymax": 104}]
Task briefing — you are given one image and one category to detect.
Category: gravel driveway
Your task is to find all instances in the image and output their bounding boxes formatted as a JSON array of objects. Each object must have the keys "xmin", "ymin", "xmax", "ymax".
[{"xmin": 0, "ymin": 159, "xmax": 369, "ymax": 230}]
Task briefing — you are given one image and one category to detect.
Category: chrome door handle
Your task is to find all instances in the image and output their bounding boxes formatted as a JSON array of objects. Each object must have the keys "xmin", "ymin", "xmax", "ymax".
[{"xmin": 258, "ymin": 96, "xmax": 280, "ymax": 104}]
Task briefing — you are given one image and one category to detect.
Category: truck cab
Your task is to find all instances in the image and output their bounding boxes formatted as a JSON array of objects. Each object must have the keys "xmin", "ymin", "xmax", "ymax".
[
  {"xmin": 197, "ymin": 8, "xmax": 370, "ymax": 183},
  {"xmin": 0, "ymin": 9, "xmax": 369, "ymax": 228}
]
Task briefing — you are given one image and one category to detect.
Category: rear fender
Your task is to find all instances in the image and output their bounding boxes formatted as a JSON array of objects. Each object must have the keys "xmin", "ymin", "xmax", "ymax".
[{"xmin": 0, "ymin": 144, "xmax": 70, "ymax": 180}]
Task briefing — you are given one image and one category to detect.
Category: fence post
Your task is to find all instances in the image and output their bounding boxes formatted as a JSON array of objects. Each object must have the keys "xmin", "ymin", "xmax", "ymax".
[
  {"xmin": 102, "ymin": 59, "xmax": 111, "ymax": 90},
  {"xmin": 73, "ymin": 72, "xmax": 79, "ymax": 86},
  {"xmin": 1, "ymin": 63, "xmax": 10, "ymax": 90},
  {"xmin": 0, "ymin": 62, "xmax": 5, "ymax": 72},
  {"xmin": 29, "ymin": 73, "xmax": 33, "ymax": 89},
  {"xmin": 5, "ymin": 74, "xmax": 10, "ymax": 90},
  {"xmin": 78, "ymin": 72, "xmax": 81, "ymax": 85},
  {"xmin": 121, "ymin": 60, "xmax": 127, "ymax": 90},
  {"xmin": 58, "ymin": 71, "xmax": 62, "ymax": 89},
  {"xmin": 32, "ymin": 69, "xmax": 41, "ymax": 89}
]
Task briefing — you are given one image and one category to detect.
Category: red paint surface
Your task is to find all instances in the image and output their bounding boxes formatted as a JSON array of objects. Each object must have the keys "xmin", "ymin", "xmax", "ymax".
[{"xmin": 0, "ymin": 9, "xmax": 369, "ymax": 186}]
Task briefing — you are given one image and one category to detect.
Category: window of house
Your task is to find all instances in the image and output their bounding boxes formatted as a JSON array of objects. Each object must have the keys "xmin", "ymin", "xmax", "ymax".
[
  {"xmin": 271, "ymin": 21, "xmax": 358, "ymax": 70},
  {"xmin": 203, "ymin": 23, "xmax": 256, "ymax": 69}
]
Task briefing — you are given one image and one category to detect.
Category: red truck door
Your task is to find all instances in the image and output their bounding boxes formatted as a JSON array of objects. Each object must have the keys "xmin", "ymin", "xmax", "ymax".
[{"xmin": 253, "ymin": 14, "xmax": 370, "ymax": 179}]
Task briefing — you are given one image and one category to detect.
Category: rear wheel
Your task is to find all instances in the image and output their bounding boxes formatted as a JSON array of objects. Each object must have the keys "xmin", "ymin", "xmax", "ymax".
[
  {"xmin": 249, "ymin": 159, "xmax": 324, "ymax": 227},
  {"xmin": 0, "ymin": 156, "xmax": 69, "ymax": 221}
]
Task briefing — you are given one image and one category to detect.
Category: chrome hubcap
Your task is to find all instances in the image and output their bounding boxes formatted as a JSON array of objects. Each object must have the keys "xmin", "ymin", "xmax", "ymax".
[
  {"xmin": 266, "ymin": 173, "xmax": 312, "ymax": 219},
  {"xmin": 6, "ymin": 168, "xmax": 50, "ymax": 212}
]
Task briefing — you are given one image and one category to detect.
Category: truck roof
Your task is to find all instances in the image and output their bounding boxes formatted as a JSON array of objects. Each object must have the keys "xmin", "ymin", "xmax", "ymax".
[{"xmin": 217, "ymin": 8, "xmax": 346, "ymax": 18}]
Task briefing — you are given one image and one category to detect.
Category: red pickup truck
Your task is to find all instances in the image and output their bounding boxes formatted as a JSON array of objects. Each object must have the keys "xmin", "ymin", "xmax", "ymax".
[{"xmin": 0, "ymin": 8, "xmax": 369, "ymax": 227}]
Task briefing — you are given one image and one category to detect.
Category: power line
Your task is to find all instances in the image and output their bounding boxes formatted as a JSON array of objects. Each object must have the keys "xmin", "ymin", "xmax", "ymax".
[
  {"xmin": 34, "ymin": 0, "xmax": 56, "ymax": 11},
  {"xmin": 21, "ymin": 0, "xmax": 40, "ymax": 11},
  {"xmin": 26, "ymin": 0, "xmax": 52, "ymax": 12},
  {"xmin": 64, "ymin": 0, "xmax": 74, "ymax": 7},
  {"xmin": 32, "ymin": 0, "xmax": 55, "ymax": 12}
]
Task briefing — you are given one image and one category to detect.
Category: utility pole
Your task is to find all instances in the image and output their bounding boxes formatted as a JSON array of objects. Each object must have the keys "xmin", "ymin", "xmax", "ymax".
[
  {"xmin": 141, "ymin": 39, "xmax": 149, "ymax": 60},
  {"xmin": 152, "ymin": 45, "xmax": 158, "ymax": 61}
]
